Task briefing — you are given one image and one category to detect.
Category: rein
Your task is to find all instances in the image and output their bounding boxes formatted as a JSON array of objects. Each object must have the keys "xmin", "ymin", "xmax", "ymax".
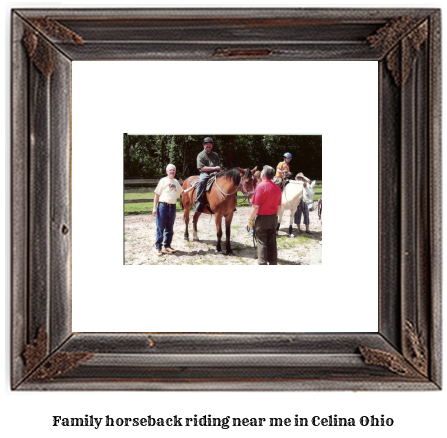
[
  {"xmin": 214, "ymin": 174, "xmax": 254, "ymax": 201},
  {"xmin": 239, "ymin": 178, "xmax": 255, "ymax": 202},
  {"xmin": 214, "ymin": 177, "xmax": 240, "ymax": 197}
]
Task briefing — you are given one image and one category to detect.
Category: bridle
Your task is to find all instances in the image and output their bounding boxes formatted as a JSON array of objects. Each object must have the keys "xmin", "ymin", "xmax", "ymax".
[
  {"xmin": 214, "ymin": 177, "xmax": 239, "ymax": 196},
  {"xmin": 214, "ymin": 172, "xmax": 255, "ymax": 202},
  {"xmin": 239, "ymin": 177, "xmax": 255, "ymax": 202}
]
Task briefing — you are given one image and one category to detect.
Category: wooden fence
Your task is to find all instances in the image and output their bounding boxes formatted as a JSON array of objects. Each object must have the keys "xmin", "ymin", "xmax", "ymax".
[
  {"xmin": 125, "ymin": 179, "xmax": 180, "ymax": 204},
  {"xmin": 124, "ymin": 179, "xmax": 250, "ymax": 204}
]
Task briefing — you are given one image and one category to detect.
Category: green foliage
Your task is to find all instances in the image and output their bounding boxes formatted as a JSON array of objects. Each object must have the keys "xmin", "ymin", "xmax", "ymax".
[{"xmin": 124, "ymin": 134, "xmax": 322, "ymax": 180}]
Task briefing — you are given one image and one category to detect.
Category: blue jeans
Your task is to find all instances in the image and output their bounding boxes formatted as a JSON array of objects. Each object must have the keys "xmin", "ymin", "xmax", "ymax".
[
  {"xmin": 195, "ymin": 172, "xmax": 211, "ymax": 204},
  {"xmin": 294, "ymin": 200, "xmax": 309, "ymax": 225},
  {"xmin": 155, "ymin": 203, "xmax": 176, "ymax": 250}
]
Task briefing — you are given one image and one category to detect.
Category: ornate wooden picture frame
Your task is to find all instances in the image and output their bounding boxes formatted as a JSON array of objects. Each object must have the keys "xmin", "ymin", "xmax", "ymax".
[{"xmin": 11, "ymin": 8, "xmax": 441, "ymax": 390}]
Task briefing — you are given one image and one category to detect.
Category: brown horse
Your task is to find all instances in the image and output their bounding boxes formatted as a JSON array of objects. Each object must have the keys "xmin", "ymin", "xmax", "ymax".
[{"xmin": 181, "ymin": 167, "xmax": 257, "ymax": 254}]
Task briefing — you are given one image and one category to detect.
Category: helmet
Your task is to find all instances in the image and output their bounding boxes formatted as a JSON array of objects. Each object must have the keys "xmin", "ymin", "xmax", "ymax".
[
  {"xmin": 203, "ymin": 137, "xmax": 214, "ymax": 144},
  {"xmin": 283, "ymin": 152, "xmax": 292, "ymax": 159}
]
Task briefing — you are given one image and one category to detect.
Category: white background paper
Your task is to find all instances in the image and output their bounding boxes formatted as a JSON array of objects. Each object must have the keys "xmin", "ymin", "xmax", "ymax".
[
  {"xmin": 2, "ymin": 1, "xmax": 445, "ymax": 438},
  {"xmin": 72, "ymin": 60, "xmax": 378, "ymax": 332}
]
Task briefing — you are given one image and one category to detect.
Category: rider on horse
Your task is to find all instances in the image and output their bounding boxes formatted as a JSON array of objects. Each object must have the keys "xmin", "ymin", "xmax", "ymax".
[
  {"xmin": 194, "ymin": 137, "xmax": 221, "ymax": 212},
  {"xmin": 275, "ymin": 152, "xmax": 292, "ymax": 190}
]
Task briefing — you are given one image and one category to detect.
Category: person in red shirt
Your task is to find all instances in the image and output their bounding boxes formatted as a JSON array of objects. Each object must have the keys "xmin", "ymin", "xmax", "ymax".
[{"xmin": 248, "ymin": 165, "xmax": 282, "ymax": 265}]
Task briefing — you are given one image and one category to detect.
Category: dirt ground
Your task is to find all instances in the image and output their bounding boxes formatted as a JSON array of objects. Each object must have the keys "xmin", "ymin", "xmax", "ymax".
[{"xmin": 125, "ymin": 206, "xmax": 322, "ymax": 265}]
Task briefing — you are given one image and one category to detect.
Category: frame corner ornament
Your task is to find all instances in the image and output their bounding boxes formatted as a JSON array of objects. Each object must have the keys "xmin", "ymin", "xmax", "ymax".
[
  {"xmin": 367, "ymin": 17, "xmax": 428, "ymax": 86},
  {"xmin": 23, "ymin": 327, "xmax": 49, "ymax": 373},
  {"xmin": 404, "ymin": 320, "xmax": 428, "ymax": 377},
  {"xmin": 23, "ymin": 328, "xmax": 94, "ymax": 382},
  {"xmin": 22, "ymin": 17, "xmax": 84, "ymax": 76},
  {"xmin": 359, "ymin": 346, "xmax": 424, "ymax": 380},
  {"xmin": 27, "ymin": 352, "xmax": 94, "ymax": 381}
]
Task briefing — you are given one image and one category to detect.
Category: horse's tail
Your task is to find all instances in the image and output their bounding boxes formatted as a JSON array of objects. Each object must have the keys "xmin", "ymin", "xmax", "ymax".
[{"xmin": 180, "ymin": 195, "xmax": 183, "ymax": 210}]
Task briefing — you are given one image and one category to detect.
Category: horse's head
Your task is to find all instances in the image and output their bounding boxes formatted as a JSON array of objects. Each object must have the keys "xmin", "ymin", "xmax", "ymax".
[
  {"xmin": 302, "ymin": 180, "xmax": 316, "ymax": 210},
  {"xmin": 238, "ymin": 166, "xmax": 257, "ymax": 200}
]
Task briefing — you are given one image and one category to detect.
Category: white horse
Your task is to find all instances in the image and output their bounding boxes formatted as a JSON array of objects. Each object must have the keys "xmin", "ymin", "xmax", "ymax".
[{"xmin": 276, "ymin": 180, "xmax": 316, "ymax": 235}]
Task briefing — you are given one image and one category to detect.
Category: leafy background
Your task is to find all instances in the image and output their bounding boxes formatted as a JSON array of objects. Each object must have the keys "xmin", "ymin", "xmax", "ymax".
[{"xmin": 124, "ymin": 134, "xmax": 322, "ymax": 180}]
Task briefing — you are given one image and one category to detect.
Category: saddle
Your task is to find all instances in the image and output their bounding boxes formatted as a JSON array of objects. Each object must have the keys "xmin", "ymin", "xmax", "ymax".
[
  {"xmin": 189, "ymin": 173, "xmax": 217, "ymax": 192},
  {"xmin": 189, "ymin": 173, "xmax": 217, "ymax": 214},
  {"xmin": 274, "ymin": 177, "xmax": 290, "ymax": 192},
  {"xmin": 206, "ymin": 174, "xmax": 217, "ymax": 191}
]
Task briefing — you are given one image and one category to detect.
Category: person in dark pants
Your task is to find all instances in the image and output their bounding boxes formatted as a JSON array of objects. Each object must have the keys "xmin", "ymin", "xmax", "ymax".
[
  {"xmin": 294, "ymin": 172, "xmax": 311, "ymax": 233},
  {"xmin": 153, "ymin": 164, "xmax": 193, "ymax": 256},
  {"xmin": 248, "ymin": 165, "xmax": 282, "ymax": 265},
  {"xmin": 194, "ymin": 137, "xmax": 221, "ymax": 212}
]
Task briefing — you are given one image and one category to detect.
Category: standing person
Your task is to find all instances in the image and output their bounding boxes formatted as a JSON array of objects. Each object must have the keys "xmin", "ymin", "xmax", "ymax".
[
  {"xmin": 153, "ymin": 164, "xmax": 193, "ymax": 256},
  {"xmin": 194, "ymin": 137, "xmax": 221, "ymax": 212},
  {"xmin": 275, "ymin": 152, "xmax": 292, "ymax": 187},
  {"xmin": 248, "ymin": 165, "xmax": 282, "ymax": 265},
  {"xmin": 294, "ymin": 172, "xmax": 311, "ymax": 233},
  {"xmin": 295, "ymin": 172, "xmax": 310, "ymax": 183}
]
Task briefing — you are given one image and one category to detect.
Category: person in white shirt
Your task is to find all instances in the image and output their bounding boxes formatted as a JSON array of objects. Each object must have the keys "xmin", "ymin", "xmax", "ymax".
[
  {"xmin": 153, "ymin": 164, "xmax": 193, "ymax": 256},
  {"xmin": 294, "ymin": 172, "xmax": 312, "ymax": 233}
]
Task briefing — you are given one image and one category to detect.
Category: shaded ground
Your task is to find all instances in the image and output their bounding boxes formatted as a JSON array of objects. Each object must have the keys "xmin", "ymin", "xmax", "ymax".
[{"xmin": 124, "ymin": 206, "xmax": 322, "ymax": 265}]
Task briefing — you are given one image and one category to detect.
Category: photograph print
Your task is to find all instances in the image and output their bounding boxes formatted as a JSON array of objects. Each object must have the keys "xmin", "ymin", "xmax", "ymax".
[{"xmin": 124, "ymin": 134, "xmax": 322, "ymax": 265}]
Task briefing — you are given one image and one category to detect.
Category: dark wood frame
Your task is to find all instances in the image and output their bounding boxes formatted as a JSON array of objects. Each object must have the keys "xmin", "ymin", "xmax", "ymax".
[{"xmin": 11, "ymin": 8, "xmax": 441, "ymax": 390}]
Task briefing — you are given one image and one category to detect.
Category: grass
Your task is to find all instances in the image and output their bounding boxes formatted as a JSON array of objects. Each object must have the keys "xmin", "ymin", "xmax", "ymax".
[
  {"xmin": 276, "ymin": 234, "xmax": 313, "ymax": 250},
  {"xmin": 125, "ymin": 192, "xmax": 156, "ymax": 200},
  {"xmin": 313, "ymin": 184, "xmax": 322, "ymax": 200},
  {"xmin": 124, "ymin": 191, "xmax": 182, "ymax": 215},
  {"xmin": 124, "ymin": 203, "xmax": 158, "ymax": 215},
  {"xmin": 185, "ymin": 257, "xmax": 216, "ymax": 265},
  {"xmin": 232, "ymin": 246, "xmax": 244, "ymax": 252}
]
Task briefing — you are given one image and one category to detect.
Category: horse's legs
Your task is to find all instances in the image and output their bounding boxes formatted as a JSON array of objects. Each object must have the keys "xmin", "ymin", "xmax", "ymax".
[
  {"xmin": 277, "ymin": 206, "xmax": 285, "ymax": 234},
  {"xmin": 224, "ymin": 212, "xmax": 234, "ymax": 254},
  {"xmin": 183, "ymin": 197, "xmax": 190, "ymax": 240},
  {"xmin": 192, "ymin": 211, "xmax": 201, "ymax": 241},
  {"xmin": 289, "ymin": 207, "xmax": 297, "ymax": 236},
  {"xmin": 214, "ymin": 213, "xmax": 223, "ymax": 253}
]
